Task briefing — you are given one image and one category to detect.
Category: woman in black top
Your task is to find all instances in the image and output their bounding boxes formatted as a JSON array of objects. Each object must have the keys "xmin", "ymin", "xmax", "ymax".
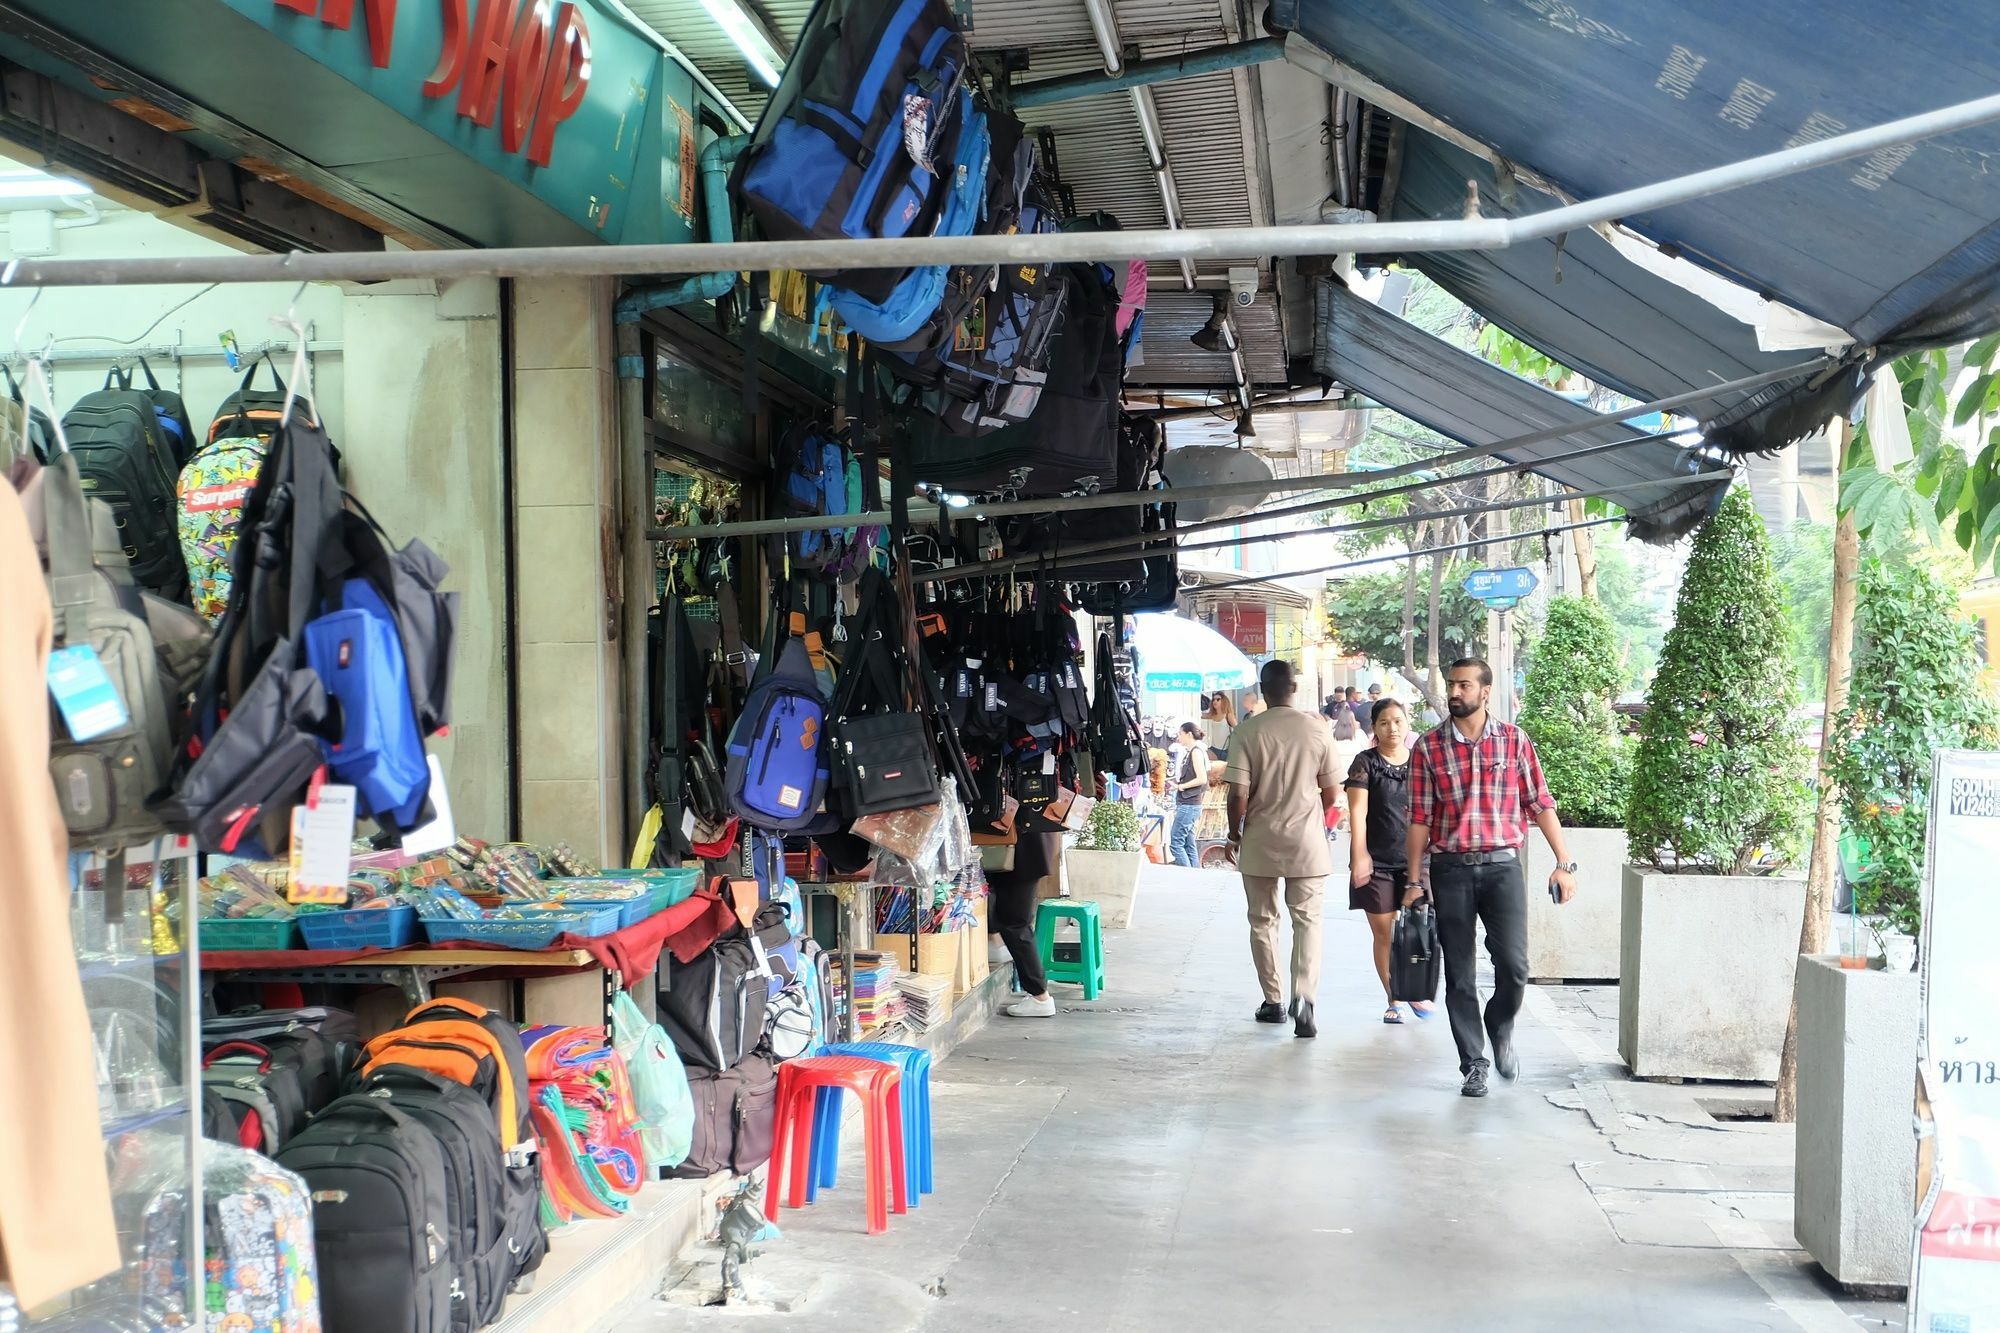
[{"xmin": 1344, "ymin": 698, "xmax": 1434, "ymax": 1024}]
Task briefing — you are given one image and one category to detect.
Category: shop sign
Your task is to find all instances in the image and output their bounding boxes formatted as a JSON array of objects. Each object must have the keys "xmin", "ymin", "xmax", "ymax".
[
  {"xmin": 1215, "ymin": 603, "xmax": 1268, "ymax": 655},
  {"xmin": 1143, "ymin": 670, "xmax": 1204, "ymax": 692},
  {"xmin": 1911, "ymin": 748, "xmax": 2000, "ymax": 1323}
]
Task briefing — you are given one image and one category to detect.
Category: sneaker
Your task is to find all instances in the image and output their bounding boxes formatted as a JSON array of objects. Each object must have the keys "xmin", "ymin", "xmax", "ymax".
[
  {"xmin": 1293, "ymin": 1000, "xmax": 1317, "ymax": 1040},
  {"xmin": 1492, "ymin": 1030, "xmax": 1519, "ymax": 1081},
  {"xmin": 1461, "ymin": 1066, "xmax": 1490, "ymax": 1098},
  {"xmin": 1004, "ymin": 994, "xmax": 1056, "ymax": 1019},
  {"xmin": 988, "ymin": 936, "xmax": 1011, "ymax": 966},
  {"xmin": 1255, "ymin": 1001, "xmax": 1286, "ymax": 1024}
]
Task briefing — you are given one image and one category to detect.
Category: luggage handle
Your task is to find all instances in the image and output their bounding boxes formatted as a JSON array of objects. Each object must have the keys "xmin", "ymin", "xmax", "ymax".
[{"xmin": 204, "ymin": 1040, "xmax": 274, "ymax": 1072}]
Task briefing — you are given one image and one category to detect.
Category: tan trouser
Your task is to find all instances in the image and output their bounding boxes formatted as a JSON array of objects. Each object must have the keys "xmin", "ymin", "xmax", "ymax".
[{"xmin": 1241, "ymin": 874, "xmax": 1325, "ymax": 1005}]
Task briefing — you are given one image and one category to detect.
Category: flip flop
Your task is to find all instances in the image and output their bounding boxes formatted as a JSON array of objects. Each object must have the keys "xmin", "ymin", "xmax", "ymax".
[
  {"xmin": 1382, "ymin": 1005, "xmax": 1403, "ymax": 1025},
  {"xmin": 1409, "ymin": 1002, "xmax": 1436, "ymax": 1020}
]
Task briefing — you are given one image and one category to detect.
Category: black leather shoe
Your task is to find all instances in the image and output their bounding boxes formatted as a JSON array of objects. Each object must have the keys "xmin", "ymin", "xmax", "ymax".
[
  {"xmin": 1255, "ymin": 1001, "xmax": 1286, "ymax": 1024},
  {"xmin": 1294, "ymin": 1001, "xmax": 1317, "ymax": 1039},
  {"xmin": 1461, "ymin": 1066, "xmax": 1490, "ymax": 1098},
  {"xmin": 1492, "ymin": 1032, "xmax": 1519, "ymax": 1082}
]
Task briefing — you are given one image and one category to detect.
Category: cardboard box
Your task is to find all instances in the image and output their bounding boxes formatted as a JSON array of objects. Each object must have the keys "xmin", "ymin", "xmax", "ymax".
[
  {"xmin": 954, "ymin": 922, "xmax": 990, "ymax": 998},
  {"xmin": 871, "ymin": 930, "xmax": 960, "ymax": 978}
]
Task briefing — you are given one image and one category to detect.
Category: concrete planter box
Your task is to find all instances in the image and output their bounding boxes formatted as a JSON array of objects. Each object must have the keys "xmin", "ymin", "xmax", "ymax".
[
  {"xmin": 1795, "ymin": 956, "xmax": 1920, "ymax": 1290},
  {"xmin": 1526, "ymin": 827, "xmax": 1627, "ymax": 981},
  {"xmin": 1064, "ymin": 849, "xmax": 1143, "ymax": 929},
  {"xmin": 1618, "ymin": 865, "xmax": 1806, "ymax": 1081}
]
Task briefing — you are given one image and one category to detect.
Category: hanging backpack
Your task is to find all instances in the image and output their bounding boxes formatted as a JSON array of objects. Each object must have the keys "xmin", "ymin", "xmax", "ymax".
[
  {"xmin": 61, "ymin": 365, "xmax": 190, "ymax": 601},
  {"xmin": 1087, "ymin": 632, "xmax": 1144, "ymax": 780},
  {"xmin": 305, "ymin": 574, "xmax": 432, "ymax": 831},
  {"xmin": 177, "ymin": 427, "xmax": 270, "ymax": 625},
  {"xmin": 769, "ymin": 422, "xmax": 859, "ymax": 573},
  {"xmin": 118, "ymin": 358, "xmax": 196, "ymax": 468},
  {"xmin": 209, "ymin": 356, "xmax": 298, "ymax": 445},
  {"xmin": 735, "ymin": 0, "xmax": 970, "ymax": 305},
  {"xmin": 1067, "ymin": 211, "xmax": 1148, "ymax": 359},
  {"xmin": 722, "ymin": 635, "xmax": 831, "ymax": 833}
]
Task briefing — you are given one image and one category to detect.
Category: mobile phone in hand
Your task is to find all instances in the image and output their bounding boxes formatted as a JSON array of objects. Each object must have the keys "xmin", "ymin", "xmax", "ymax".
[{"xmin": 1548, "ymin": 876, "xmax": 1563, "ymax": 904}]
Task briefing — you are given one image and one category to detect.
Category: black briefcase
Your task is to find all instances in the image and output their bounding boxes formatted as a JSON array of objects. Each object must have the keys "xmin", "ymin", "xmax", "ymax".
[{"xmin": 1390, "ymin": 903, "xmax": 1442, "ymax": 1003}]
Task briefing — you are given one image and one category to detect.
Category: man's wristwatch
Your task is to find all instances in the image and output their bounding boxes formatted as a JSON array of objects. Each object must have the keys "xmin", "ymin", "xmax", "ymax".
[{"xmin": 1554, "ymin": 861, "xmax": 1579, "ymax": 874}]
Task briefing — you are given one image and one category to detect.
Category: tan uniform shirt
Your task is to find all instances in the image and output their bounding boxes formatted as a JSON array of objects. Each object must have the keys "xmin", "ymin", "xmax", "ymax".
[{"xmin": 1224, "ymin": 705, "xmax": 1339, "ymax": 878}]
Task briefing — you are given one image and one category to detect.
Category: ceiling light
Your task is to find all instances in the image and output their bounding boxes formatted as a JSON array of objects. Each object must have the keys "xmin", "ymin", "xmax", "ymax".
[
  {"xmin": 697, "ymin": 0, "xmax": 786, "ymax": 87},
  {"xmin": 1190, "ymin": 295, "xmax": 1228, "ymax": 352},
  {"xmin": 0, "ymin": 176, "xmax": 91, "ymax": 200}
]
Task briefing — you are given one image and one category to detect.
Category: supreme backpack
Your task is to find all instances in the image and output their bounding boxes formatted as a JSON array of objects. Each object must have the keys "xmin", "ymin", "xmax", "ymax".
[
  {"xmin": 736, "ymin": 0, "xmax": 970, "ymax": 305},
  {"xmin": 722, "ymin": 635, "xmax": 831, "ymax": 833},
  {"xmin": 61, "ymin": 367, "xmax": 190, "ymax": 601},
  {"xmin": 178, "ymin": 429, "xmax": 270, "ymax": 625}
]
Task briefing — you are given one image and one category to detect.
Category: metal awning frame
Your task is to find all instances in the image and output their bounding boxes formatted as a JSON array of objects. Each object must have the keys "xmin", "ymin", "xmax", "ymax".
[{"xmin": 1194, "ymin": 513, "xmax": 1624, "ymax": 593}]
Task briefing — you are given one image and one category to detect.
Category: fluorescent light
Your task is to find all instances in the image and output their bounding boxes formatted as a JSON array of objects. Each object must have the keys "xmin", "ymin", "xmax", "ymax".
[
  {"xmin": 0, "ymin": 176, "xmax": 91, "ymax": 200},
  {"xmin": 696, "ymin": 0, "xmax": 785, "ymax": 88}
]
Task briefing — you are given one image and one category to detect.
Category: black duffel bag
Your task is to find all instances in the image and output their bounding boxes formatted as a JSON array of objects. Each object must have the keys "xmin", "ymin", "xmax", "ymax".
[{"xmin": 1390, "ymin": 900, "xmax": 1443, "ymax": 1004}]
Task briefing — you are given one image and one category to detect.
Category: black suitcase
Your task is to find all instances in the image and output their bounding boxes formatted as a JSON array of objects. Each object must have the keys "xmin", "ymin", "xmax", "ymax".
[
  {"xmin": 1391, "ymin": 903, "xmax": 1443, "ymax": 1004},
  {"xmin": 277, "ymin": 1092, "xmax": 455, "ymax": 1333}
]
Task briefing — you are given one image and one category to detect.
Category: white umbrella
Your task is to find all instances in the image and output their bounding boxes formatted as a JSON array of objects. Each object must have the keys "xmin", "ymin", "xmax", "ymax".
[{"xmin": 1131, "ymin": 613, "xmax": 1258, "ymax": 692}]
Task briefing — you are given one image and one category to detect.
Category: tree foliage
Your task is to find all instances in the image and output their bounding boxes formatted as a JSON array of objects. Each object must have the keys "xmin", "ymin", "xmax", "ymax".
[
  {"xmin": 1519, "ymin": 597, "xmax": 1628, "ymax": 828},
  {"xmin": 1594, "ymin": 539, "xmax": 1667, "ymax": 692},
  {"xmin": 1822, "ymin": 558, "xmax": 2000, "ymax": 935},
  {"xmin": 1627, "ymin": 488, "xmax": 1811, "ymax": 874},
  {"xmin": 1325, "ymin": 562, "xmax": 1491, "ymax": 674},
  {"xmin": 1477, "ymin": 323, "xmax": 1573, "ymax": 387},
  {"xmin": 1772, "ymin": 521, "xmax": 1836, "ymax": 698}
]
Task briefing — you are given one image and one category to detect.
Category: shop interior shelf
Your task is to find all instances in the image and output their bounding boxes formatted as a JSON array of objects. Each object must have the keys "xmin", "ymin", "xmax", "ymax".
[
  {"xmin": 201, "ymin": 918, "xmax": 301, "ymax": 951},
  {"xmin": 297, "ymin": 905, "xmax": 419, "ymax": 951}
]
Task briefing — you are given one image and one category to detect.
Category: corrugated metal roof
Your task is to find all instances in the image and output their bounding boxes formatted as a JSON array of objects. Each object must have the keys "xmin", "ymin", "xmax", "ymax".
[{"xmin": 1131, "ymin": 289, "xmax": 1287, "ymax": 387}]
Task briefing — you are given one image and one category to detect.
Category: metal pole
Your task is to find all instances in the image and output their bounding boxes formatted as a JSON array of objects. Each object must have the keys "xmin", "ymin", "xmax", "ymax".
[
  {"xmin": 1195, "ymin": 515, "xmax": 1623, "ymax": 591},
  {"xmin": 1011, "ymin": 36, "xmax": 1288, "ymax": 108},
  {"xmin": 0, "ymin": 92, "xmax": 1990, "ymax": 284}
]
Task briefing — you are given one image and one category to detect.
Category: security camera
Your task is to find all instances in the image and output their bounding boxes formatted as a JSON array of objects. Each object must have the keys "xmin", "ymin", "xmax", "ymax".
[{"xmin": 1227, "ymin": 266, "xmax": 1258, "ymax": 308}]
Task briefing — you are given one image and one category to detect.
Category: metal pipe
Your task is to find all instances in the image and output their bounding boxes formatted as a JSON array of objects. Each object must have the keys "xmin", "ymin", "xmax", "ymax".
[
  {"xmin": 1011, "ymin": 36, "xmax": 1288, "ymax": 108},
  {"xmin": 612, "ymin": 134, "xmax": 752, "ymax": 322},
  {"xmin": 1330, "ymin": 87, "xmax": 1354, "ymax": 209},
  {"xmin": 1196, "ymin": 514, "xmax": 1624, "ymax": 592},
  {"xmin": 12, "ymin": 80, "xmax": 1993, "ymax": 284}
]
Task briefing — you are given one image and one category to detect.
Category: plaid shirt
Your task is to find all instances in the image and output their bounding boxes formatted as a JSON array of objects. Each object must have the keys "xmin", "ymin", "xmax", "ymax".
[{"xmin": 1407, "ymin": 717, "xmax": 1556, "ymax": 853}]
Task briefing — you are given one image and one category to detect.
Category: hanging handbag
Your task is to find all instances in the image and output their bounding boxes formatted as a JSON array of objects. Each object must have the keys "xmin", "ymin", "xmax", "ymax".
[{"xmin": 828, "ymin": 567, "xmax": 943, "ymax": 818}]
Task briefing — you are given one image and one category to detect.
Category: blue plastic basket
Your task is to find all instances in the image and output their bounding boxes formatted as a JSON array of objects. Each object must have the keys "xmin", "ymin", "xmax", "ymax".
[
  {"xmin": 421, "ymin": 915, "xmax": 585, "ymax": 950},
  {"xmin": 563, "ymin": 898, "xmax": 649, "ymax": 930},
  {"xmin": 297, "ymin": 905, "xmax": 418, "ymax": 951},
  {"xmin": 564, "ymin": 903, "xmax": 626, "ymax": 937}
]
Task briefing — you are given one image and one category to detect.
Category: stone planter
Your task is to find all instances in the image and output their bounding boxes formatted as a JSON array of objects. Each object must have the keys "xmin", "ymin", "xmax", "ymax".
[
  {"xmin": 1795, "ymin": 956, "xmax": 1919, "ymax": 1289},
  {"xmin": 1617, "ymin": 865, "xmax": 1807, "ymax": 1081},
  {"xmin": 1525, "ymin": 827, "xmax": 1628, "ymax": 981},
  {"xmin": 1064, "ymin": 848, "xmax": 1143, "ymax": 929}
]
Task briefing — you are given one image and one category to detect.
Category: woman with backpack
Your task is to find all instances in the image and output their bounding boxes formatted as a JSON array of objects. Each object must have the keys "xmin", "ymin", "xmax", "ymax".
[{"xmin": 1167, "ymin": 721, "xmax": 1209, "ymax": 867}]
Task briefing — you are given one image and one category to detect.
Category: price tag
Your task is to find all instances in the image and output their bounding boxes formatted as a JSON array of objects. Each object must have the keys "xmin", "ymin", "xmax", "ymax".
[
  {"xmin": 400, "ymin": 756, "xmax": 456, "ymax": 856},
  {"xmin": 289, "ymin": 783, "xmax": 357, "ymax": 904},
  {"xmin": 681, "ymin": 807, "xmax": 697, "ymax": 843},
  {"xmin": 47, "ymin": 645, "xmax": 130, "ymax": 741}
]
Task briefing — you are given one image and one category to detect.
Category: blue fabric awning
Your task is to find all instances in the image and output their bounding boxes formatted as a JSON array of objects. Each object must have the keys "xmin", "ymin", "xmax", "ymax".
[
  {"xmin": 1314, "ymin": 282, "xmax": 1728, "ymax": 543},
  {"xmin": 1274, "ymin": 0, "xmax": 2000, "ymax": 450}
]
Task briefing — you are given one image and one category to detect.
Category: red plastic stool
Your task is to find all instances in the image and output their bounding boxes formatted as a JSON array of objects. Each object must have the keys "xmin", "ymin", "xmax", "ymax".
[{"xmin": 765, "ymin": 1055, "xmax": 907, "ymax": 1234}]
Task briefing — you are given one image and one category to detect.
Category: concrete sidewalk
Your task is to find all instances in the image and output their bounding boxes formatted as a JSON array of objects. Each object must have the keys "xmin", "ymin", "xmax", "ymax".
[{"xmin": 614, "ymin": 864, "xmax": 1906, "ymax": 1332}]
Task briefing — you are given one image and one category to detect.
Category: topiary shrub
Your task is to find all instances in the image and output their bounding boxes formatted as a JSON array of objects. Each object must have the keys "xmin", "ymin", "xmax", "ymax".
[
  {"xmin": 1077, "ymin": 799, "xmax": 1141, "ymax": 853},
  {"xmin": 1823, "ymin": 558, "xmax": 2000, "ymax": 936},
  {"xmin": 1627, "ymin": 487, "xmax": 1810, "ymax": 874},
  {"xmin": 1519, "ymin": 596, "xmax": 1628, "ymax": 828}
]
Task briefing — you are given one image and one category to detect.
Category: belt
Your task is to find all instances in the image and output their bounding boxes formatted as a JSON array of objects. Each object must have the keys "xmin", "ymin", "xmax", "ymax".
[{"xmin": 1430, "ymin": 848, "xmax": 1518, "ymax": 867}]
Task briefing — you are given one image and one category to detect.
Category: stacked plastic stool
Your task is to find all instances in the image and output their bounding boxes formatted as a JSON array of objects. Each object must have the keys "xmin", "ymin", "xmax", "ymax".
[
  {"xmin": 1036, "ymin": 898, "xmax": 1105, "ymax": 1000},
  {"xmin": 765, "ymin": 1055, "xmax": 907, "ymax": 1234},
  {"xmin": 812, "ymin": 1042, "xmax": 934, "ymax": 1207}
]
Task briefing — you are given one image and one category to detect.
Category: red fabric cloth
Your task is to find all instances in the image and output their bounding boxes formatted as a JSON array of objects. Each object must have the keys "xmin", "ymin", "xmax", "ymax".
[
  {"xmin": 201, "ymin": 892, "xmax": 737, "ymax": 975},
  {"xmin": 1407, "ymin": 718, "xmax": 1556, "ymax": 853}
]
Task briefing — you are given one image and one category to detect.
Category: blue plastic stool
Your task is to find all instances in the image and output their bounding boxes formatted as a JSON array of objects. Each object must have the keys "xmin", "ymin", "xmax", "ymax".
[
  {"xmin": 1036, "ymin": 898, "xmax": 1105, "ymax": 1000},
  {"xmin": 809, "ymin": 1042, "xmax": 933, "ymax": 1207}
]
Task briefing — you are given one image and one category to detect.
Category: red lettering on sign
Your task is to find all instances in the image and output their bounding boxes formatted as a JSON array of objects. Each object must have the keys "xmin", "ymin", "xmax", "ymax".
[
  {"xmin": 457, "ymin": 0, "xmax": 520, "ymax": 127},
  {"xmin": 500, "ymin": 0, "xmax": 553, "ymax": 153},
  {"xmin": 317, "ymin": 0, "xmax": 401, "ymax": 67},
  {"xmin": 526, "ymin": 3, "xmax": 589, "ymax": 168},
  {"xmin": 423, "ymin": 0, "xmax": 469, "ymax": 96},
  {"xmin": 274, "ymin": 0, "xmax": 317, "ymax": 13}
]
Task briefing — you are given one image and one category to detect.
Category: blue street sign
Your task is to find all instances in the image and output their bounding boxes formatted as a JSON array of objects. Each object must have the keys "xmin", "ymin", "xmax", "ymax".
[{"xmin": 1463, "ymin": 566, "xmax": 1540, "ymax": 604}]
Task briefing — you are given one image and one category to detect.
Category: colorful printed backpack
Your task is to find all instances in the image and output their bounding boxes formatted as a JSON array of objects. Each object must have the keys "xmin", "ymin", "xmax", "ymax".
[
  {"xmin": 141, "ymin": 1139, "xmax": 321, "ymax": 1333},
  {"xmin": 177, "ymin": 432, "xmax": 270, "ymax": 624},
  {"xmin": 522, "ymin": 1024, "xmax": 648, "ymax": 1223}
]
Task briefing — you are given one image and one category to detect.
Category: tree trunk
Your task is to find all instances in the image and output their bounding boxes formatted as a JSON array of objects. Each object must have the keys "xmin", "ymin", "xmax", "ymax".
[
  {"xmin": 1774, "ymin": 503, "xmax": 1860, "ymax": 1124},
  {"xmin": 1426, "ymin": 534, "xmax": 1447, "ymax": 706},
  {"xmin": 1566, "ymin": 498, "xmax": 1599, "ymax": 600},
  {"xmin": 1401, "ymin": 522, "xmax": 1431, "ymax": 706}
]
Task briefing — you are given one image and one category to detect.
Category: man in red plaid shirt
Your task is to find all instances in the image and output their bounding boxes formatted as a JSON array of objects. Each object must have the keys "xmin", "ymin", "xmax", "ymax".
[{"xmin": 1404, "ymin": 657, "xmax": 1579, "ymax": 1098}]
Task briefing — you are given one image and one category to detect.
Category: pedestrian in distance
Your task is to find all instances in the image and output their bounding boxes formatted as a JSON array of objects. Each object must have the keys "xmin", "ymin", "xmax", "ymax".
[
  {"xmin": 1203, "ymin": 692, "xmax": 1237, "ymax": 761},
  {"xmin": 1404, "ymin": 658, "xmax": 1579, "ymax": 1098},
  {"xmin": 1167, "ymin": 721, "xmax": 1209, "ymax": 867},
  {"xmin": 1225, "ymin": 660, "xmax": 1342, "ymax": 1039},
  {"xmin": 1346, "ymin": 697, "xmax": 1435, "ymax": 1025},
  {"xmin": 1346, "ymin": 686, "xmax": 1373, "ymax": 732}
]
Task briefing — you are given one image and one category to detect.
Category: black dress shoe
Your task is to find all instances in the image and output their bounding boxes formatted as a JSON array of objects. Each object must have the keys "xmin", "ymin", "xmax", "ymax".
[
  {"xmin": 1255, "ymin": 1001, "xmax": 1286, "ymax": 1024},
  {"xmin": 1294, "ymin": 1001, "xmax": 1317, "ymax": 1039},
  {"xmin": 1492, "ymin": 1032, "xmax": 1519, "ymax": 1081},
  {"xmin": 1461, "ymin": 1066, "xmax": 1490, "ymax": 1098}
]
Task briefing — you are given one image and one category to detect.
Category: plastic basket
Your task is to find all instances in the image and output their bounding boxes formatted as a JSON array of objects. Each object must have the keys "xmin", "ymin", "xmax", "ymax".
[
  {"xmin": 297, "ymin": 905, "xmax": 419, "ymax": 951},
  {"xmin": 421, "ymin": 915, "xmax": 586, "ymax": 950},
  {"xmin": 201, "ymin": 918, "xmax": 300, "ymax": 951},
  {"xmin": 564, "ymin": 903, "xmax": 626, "ymax": 938},
  {"xmin": 563, "ymin": 898, "xmax": 648, "ymax": 930}
]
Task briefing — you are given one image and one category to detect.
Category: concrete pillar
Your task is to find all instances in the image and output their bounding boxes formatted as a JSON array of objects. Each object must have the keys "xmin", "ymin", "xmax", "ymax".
[
  {"xmin": 339, "ymin": 278, "xmax": 509, "ymax": 836},
  {"xmin": 509, "ymin": 277, "xmax": 625, "ymax": 864}
]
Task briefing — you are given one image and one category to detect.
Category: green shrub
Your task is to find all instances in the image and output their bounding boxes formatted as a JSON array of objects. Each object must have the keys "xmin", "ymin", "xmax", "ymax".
[
  {"xmin": 1823, "ymin": 558, "xmax": 2000, "ymax": 935},
  {"xmin": 1077, "ymin": 799, "xmax": 1141, "ymax": 853},
  {"xmin": 1519, "ymin": 596, "xmax": 1628, "ymax": 827},
  {"xmin": 1626, "ymin": 488, "xmax": 1810, "ymax": 874}
]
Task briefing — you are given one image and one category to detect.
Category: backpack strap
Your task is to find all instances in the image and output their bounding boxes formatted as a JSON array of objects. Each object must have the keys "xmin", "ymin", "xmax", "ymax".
[
  {"xmin": 40, "ymin": 454, "xmax": 99, "ymax": 647},
  {"xmin": 129, "ymin": 357, "xmax": 164, "ymax": 392}
]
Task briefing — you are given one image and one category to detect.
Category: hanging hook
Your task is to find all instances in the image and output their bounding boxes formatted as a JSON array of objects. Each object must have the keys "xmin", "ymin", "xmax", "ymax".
[
  {"xmin": 272, "ymin": 260, "xmax": 317, "ymax": 428},
  {"xmin": 8, "ymin": 279, "xmax": 43, "ymax": 355}
]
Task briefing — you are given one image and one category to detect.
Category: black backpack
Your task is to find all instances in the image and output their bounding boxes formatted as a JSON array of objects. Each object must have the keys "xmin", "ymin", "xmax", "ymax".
[
  {"xmin": 61, "ymin": 368, "xmax": 189, "ymax": 600},
  {"xmin": 1088, "ymin": 632, "xmax": 1144, "ymax": 780},
  {"xmin": 120, "ymin": 358, "xmax": 196, "ymax": 467},
  {"xmin": 660, "ymin": 926, "xmax": 774, "ymax": 1072},
  {"xmin": 209, "ymin": 355, "xmax": 297, "ymax": 444},
  {"xmin": 276, "ymin": 1093, "xmax": 454, "ymax": 1333}
]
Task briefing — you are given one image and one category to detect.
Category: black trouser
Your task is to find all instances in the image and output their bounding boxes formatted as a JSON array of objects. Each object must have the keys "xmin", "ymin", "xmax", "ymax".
[
  {"xmin": 989, "ymin": 832, "xmax": 1059, "ymax": 996},
  {"xmin": 1430, "ymin": 856, "xmax": 1528, "ymax": 1074}
]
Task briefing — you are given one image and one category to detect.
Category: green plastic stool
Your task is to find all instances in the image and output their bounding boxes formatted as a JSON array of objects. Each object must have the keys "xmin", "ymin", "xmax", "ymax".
[{"xmin": 1035, "ymin": 899, "xmax": 1105, "ymax": 1000}]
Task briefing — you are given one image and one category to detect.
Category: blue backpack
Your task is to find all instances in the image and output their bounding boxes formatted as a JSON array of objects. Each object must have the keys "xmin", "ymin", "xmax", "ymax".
[
  {"xmin": 771, "ymin": 423, "xmax": 858, "ymax": 572},
  {"xmin": 737, "ymin": 0, "xmax": 969, "ymax": 306},
  {"xmin": 821, "ymin": 88, "xmax": 991, "ymax": 348},
  {"xmin": 723, "ymin": 637, "xmax": 831, "ymax": 832},
  {"xmin": 304, "ymin": 577, "xmax": 432, "ymax": 830}
]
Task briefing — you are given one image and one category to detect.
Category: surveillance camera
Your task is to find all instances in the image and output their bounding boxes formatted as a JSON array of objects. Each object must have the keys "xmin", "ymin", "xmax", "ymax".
[{"xmin": 1227, "ymin": 266, "xmax": 1258, "ymax": 308}]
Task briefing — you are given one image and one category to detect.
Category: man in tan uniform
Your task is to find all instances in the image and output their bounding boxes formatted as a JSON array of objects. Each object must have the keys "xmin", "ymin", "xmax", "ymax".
[{"xmin": 1225, "ymin": 659, "xmax": 1342, "ymax": 1038}]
